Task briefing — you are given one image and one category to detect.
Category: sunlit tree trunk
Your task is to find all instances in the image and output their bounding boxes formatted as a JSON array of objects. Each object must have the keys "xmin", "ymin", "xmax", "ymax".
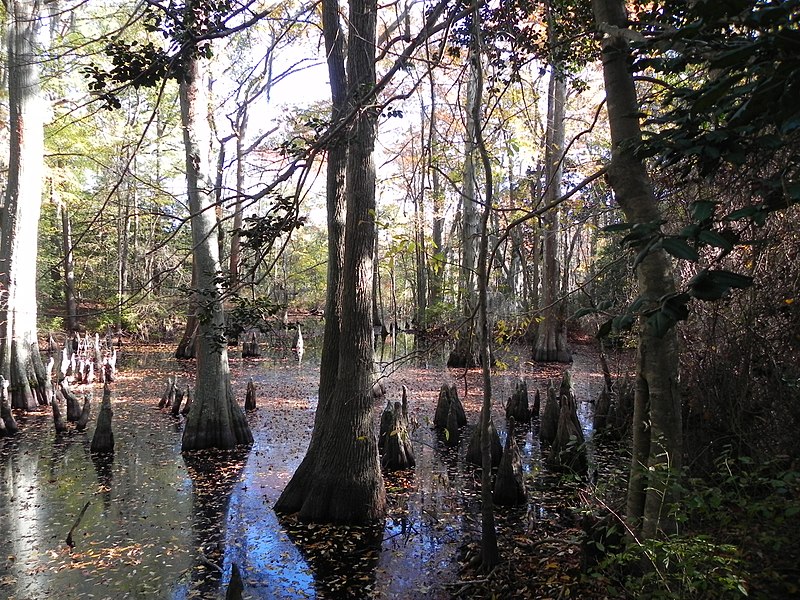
[
  {"xmin": 371, "ymin": 233, "xmax": 382, "ymax": 327},
  {"xmin": 178, "ymin": 37, "xmax": 252, "ymax": 451},
  {"xmin": 426, "ymin": 44, "xmax": 445, "ymax": 312},
  {"xmin": 413, "ymin": 168, "xmax": 427, "ymax": 328},
  {"xmin": 0, "ymin": 0, "xmax": 48, "ymax": 411},
  {"xmin": 117, "ymin": 157, "xmax": 130, "ymax": 333},
  {"xmin": 276, "ymin": 0, "xmax": 385, "ymax": 524},
  {"xmin": 447, "ymin": 45, "xmax": 481, "ymax": 368},
  {"xmin": 593, "ymin": 0, "xmax": 682, "ymax": 539},
  {"xmin": 534, "ymin": 63, "xmax": 570, "ymax": 363},
  {"xmin": 175, "ymin": 262, "xmax": 198, "ymax": 359},
  {"xmin": 228, "ymin": 108, "xmax": 247, "ymax": 286},
  {"xmin": 58, "ymin": 201, "xmax": 78, "ymax": 332}
]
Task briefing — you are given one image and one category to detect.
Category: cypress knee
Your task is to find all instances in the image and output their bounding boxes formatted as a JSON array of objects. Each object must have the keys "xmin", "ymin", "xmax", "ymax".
[
  {"xmin": 91, "ymin": 383, "xmax": 114, "ymax": 454},
  {"xmin": 505, "ymin": 378, "xmax": 531, "ymax": 423},
  {"xmin": 547, "ymin": 390, "xmax": 587, "ymax": 474},
  {"xmin": 493, "ymin": 417, "xmax": 526, "ymax": 506},
  {"xmin": 444, "ymin": 398, "xmax": 461, "ymax": 448},
  {"xmin": 540, "ymin": 380, "xmax": 560, "ymax": 445},
  {"xmin": 60, "ymin": 381, "xmax": 82, "ymax": 423},
  {"xmin": 378, "ymin": 398, "xmax": 393, "ymax": 452},
  {"xmin": 159, "ymin": 377, "xmax": 175, "ymax": 409},
  {"xmin": 182, "ymin": 387, "xmax": 193, "ymax": 416},
  {"xmin": 52, "ymin": 398, "xmax": 68, "ymax": 434},
  {"xmin": 244, "ymin": 379, "xmax": 256, "ymax": 411},
  {"xmin": 466, "ymin": 418, "xmax": 502, "ymax": 467},
  {"xmin": 76, "ymin": 396, "xmax": 91, "ymax": 431},
  {"xmin": 382, "ymin": 386, "xmax": 415, "ymax": 471},
  {"xmin": 434, "ymin": 383, "xmax": 466, "ymax": 430},
  {"xmin": 171, "ymin": 386, "xmax": 185, "ymax": 417},
  {"xmin": 0, "ymin": 377, "xmax": 18, "ymax": 436}
]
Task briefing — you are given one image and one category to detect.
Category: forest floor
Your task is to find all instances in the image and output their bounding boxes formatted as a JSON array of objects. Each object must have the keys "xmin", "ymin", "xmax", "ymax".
[{"xmin": 0, "ymin": 332, "xmax": 638, "ymax": 599}]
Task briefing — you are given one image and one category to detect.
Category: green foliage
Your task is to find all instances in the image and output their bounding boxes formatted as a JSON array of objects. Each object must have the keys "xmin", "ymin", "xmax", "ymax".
[
  {"xmin": 681, "ymin": 452, "xmax": 800, "ymax": 532},
  {"xmin": 84, "ymin": 1, "xmax": 240, "ymax": 107},
  {"xmin": 632, "ymin": 0, "xmax": 800, "ymax": 214},
  {"xmin": 593, "ymin": 451, "xmax": 800, "ymax": 598},
  {"xmin": 600, "ymin": 536, "xmax": 749, "ymax": 599},
  {"xmin": 591, "ymin": 213, "xmax": 754, "ymax": 339},
  {"xmin": 226, "ymin": 295, "xmax": 281, "ymax": 337}
]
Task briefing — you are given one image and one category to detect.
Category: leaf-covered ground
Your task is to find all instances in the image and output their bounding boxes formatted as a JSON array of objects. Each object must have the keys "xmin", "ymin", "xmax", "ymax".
[{"xmin": 0, "ymin": 333, "xmax": 629, "ymax": 599}]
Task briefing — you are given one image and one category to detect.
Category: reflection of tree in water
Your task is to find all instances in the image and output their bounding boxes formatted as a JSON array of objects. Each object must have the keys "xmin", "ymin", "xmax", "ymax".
[
  {"xmin": 183, "ymin": 449, "xmax": 248, "ymax": 598},
  {"xmin": 279, "ymin": 514, "xmax": 382, "ymax": 598},
  {"xmin": 91, "ymin": 452, "xmax": 114, "ymax": 510}
]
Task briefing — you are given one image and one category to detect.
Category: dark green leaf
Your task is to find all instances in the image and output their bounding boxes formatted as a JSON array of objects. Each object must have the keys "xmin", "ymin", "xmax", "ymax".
[
  {"xmin": 612, "ymin": 314, "xmax": 635, "ymax": 332},
  {"xmin": 679, "ymin": 224, "xmax": 702, "ymax": 239},
  {"xmin": 661, "ymin": 293, "xmax": 691, "ymax": 322},
  {"xmin": 708, "ymin": 269, "xmax": 754, "ymax": 289},
  {"xmin": 690, "ymin": 200, "xmax": 716, "ymax": 222},
  {"xmin": 628, "ymin": 295, "xmax": 647, "ymax": 313},
  {"xmin": 602, "ymin": 222, "xmax": 634, "ymax": 233},
  {"xmin": 597, "ymin": 319, "xmax": 613, "ymax": 339},
  {"xmin": 723, "ymin": 206, "xmax": 760, "ymax": 221},
  {"xmin": 688, "ymin": 269, "xmax": 754, "ymax": 301},
  {"xmin": 662, "ymin": 237, "xmax": 700, "ymax": 261},
  {"xmin": 597, "ymin": 300, "xmax": 614, "ymax": 311},
  {"xmin": 633, "ymin": 238, "xmax": 658, "ymax": 268},
  {"xmin": 621, "ymin": 221, "xmax": 662, "ymax": 247},
  {"xmin": 784, "ymin": 182, "xmax": 800, "ymax": 203},
  {"xmin": 647, "ymin": 310, "xmax": 677, "ymax": 338},
  {"xmin": 698, "ymin": 230, "xmax": 734, "ymax": 251}
]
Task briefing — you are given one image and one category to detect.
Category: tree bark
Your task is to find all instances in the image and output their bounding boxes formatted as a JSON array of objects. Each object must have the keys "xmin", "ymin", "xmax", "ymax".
[
  {"xmin": 228, "ymin": 107, "xmax": 247, "ymax": 286},
  {"xmin": 273, "ymin": 0, "xmax": 347, "ymax": 516},
  {"xmin": 534, "ymin": 60, "xmax": 571, "ymax": 363},
  {"xmin": 0, "ymin": 0, "xmax": 48, "ymax": 411},
  {"xmin": 275, "ymin": 0, "xmax": 385, "ymax": 524},
  {"xmin": 593, "ymin": 0, "xmax": 682, "ymax": 539},
  {"xmin": 175, "ymin": 263, "xmax": 199, "ymax": 359},
  {"xmin": 447, "ymin": 41, "xmax": 481, "ymax": 368},
  {"xmin": 426, "ymin": 53, "xmax": 445, "ymax": 313},
  {"xmin": 178, "ymin": 30, "xmax": 252, "ymax": 451},
  {"xmin": 59, "ymin": 202, "xmax": 78, "ymax": 332},
  {"xmin": 469, "ymin": 8, "xmax": 500, "ymax": 569}
]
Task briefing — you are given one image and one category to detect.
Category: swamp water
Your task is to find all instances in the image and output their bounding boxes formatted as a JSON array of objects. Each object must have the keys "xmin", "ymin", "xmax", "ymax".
[{"xmin": 0, "ymin": 335, "xmax": 624, "ymax": 599}]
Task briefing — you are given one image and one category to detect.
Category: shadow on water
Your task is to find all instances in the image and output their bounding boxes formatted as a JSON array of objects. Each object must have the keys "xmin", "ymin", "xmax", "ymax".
[
  {"xmin": 278, "ymin": 515, "xmax": 383, "ymax": 598},
  {"xmin": 178, "ymin": 449, "xmax": 249, "ymax": 599}
]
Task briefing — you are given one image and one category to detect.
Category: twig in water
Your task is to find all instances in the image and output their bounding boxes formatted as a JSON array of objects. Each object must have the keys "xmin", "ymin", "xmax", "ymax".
[{"xmin": 66, "ymin": 500, "xmax": 91, "ymax": 549}]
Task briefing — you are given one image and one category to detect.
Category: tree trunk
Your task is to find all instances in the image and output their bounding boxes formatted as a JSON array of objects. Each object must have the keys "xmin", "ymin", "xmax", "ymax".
[
  {"xmin": 413, "ymin": 181, "xmax": 427, "ymax": 329},
  {"xmin": 228, "ymin": 108, "xmax": 248, "ymax": 286},
  {"xmin": 371, "ymin": 232, "xmax": 382, "ymax": 327},
  {"xmin": 447, "ymin": 42, "xmax": 481, "ymax": 368},
  {"xmin": 0, "ymin": 0, "xmax": 47, "ymax": 411},
  {"xmin": 534, "ymin": 61, "xmax": 571, "ymax": 363},
  {"xmin": 59, "ymin": 202, "xmax": 78, "ymax": 332},
  {"xmin": 426, "ymin": 55, "xmax": 445, "ymax": 313},
  {"xmin": 593, "ymin": 0, "xmax": 682, "ymax": 540},
  {"xmin": 178, "ymin": 31, "xmax": 252, "ymax": 451},
  {"xmin": 176, "ymin": 264, "xmax": 199, "ymax": 359},
  {"xmin": 273, "ymin": 0, "xmax": 347, "ymax": 516},
  {"xmin": 275, "ymin": 0, "xmax": 385, "ymax": 524},
  {"xmin": 469, "ymin": 9, "xmax": 500, "ymax": 569}
]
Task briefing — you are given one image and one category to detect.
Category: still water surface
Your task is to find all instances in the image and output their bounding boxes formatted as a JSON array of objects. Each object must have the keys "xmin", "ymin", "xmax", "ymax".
[{"xmin": 0, "ymin": 335, "xmax": 609, "ymax": 599}]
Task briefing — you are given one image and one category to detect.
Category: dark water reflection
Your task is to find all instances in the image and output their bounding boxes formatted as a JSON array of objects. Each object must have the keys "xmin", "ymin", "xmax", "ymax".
[{"xmin": 0, "ymin": 340, "xmax": 619, "ymax": 599}]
